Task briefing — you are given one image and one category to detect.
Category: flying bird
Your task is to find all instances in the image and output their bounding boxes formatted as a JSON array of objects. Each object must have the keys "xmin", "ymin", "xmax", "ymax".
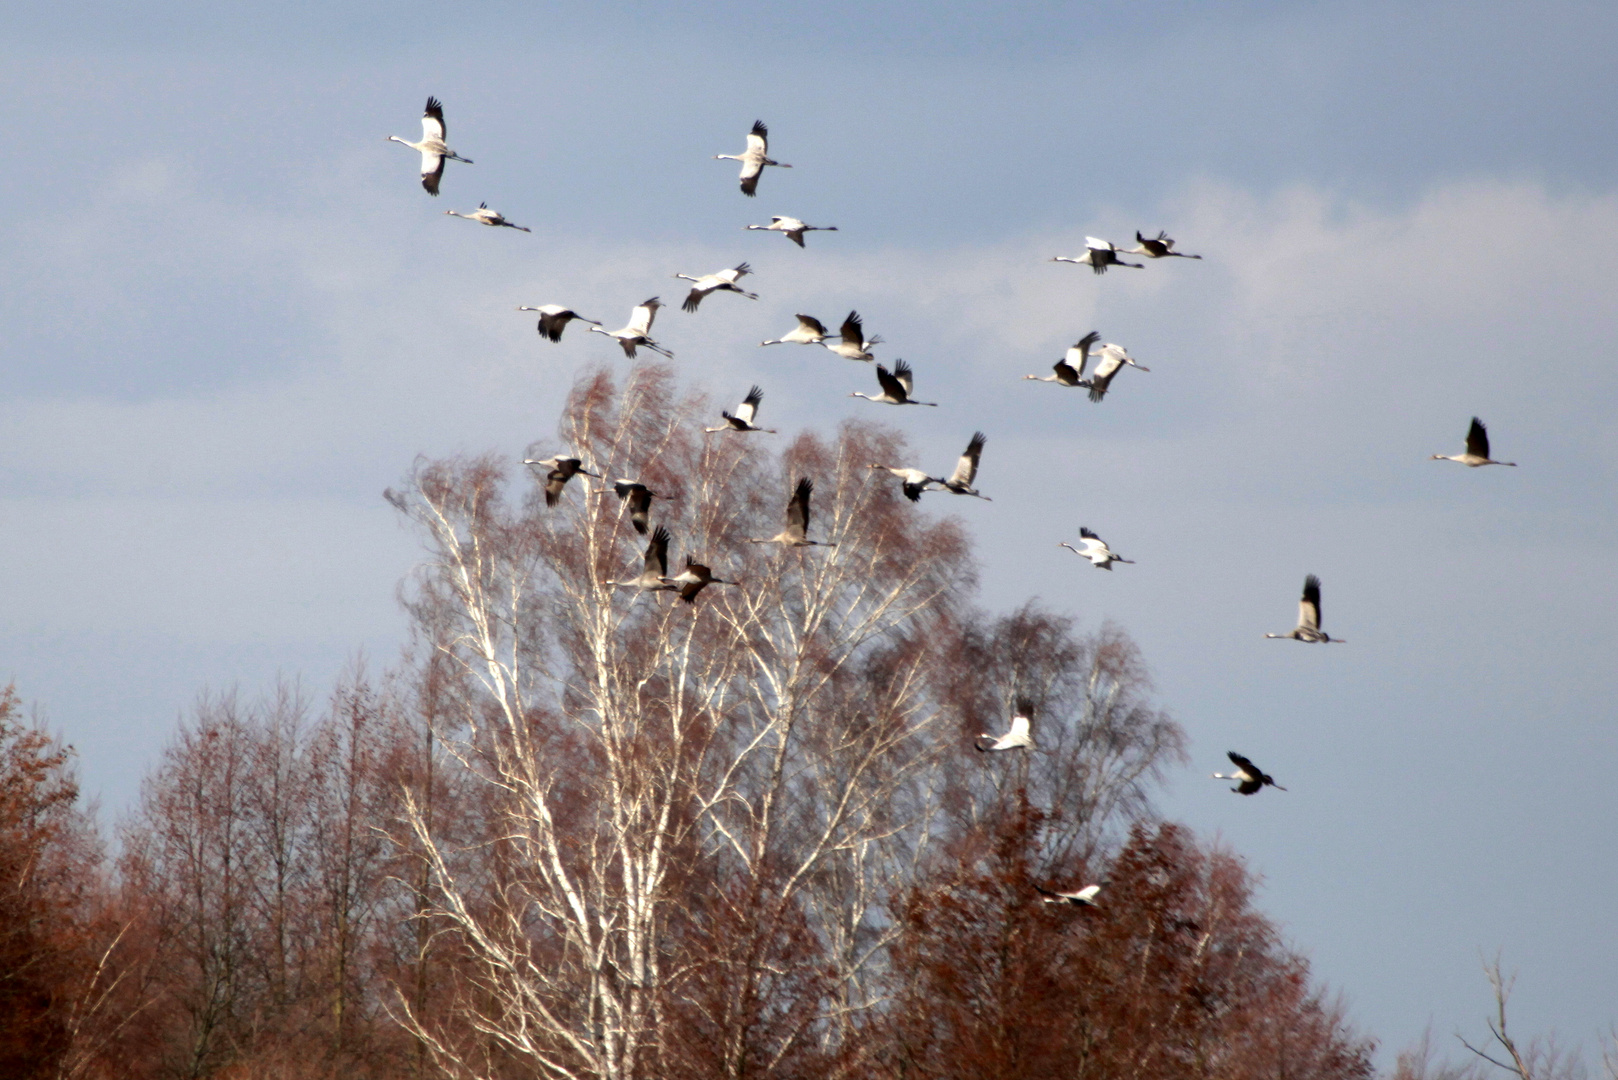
[
  {"xmin": 1265, "ymin": 574, "xmax": 1345, "ymax": 643},
  {"xmin": 1122, "ymin": 230, "xmax": 1202, "ymax": 260},
  {"xmin": 745, "ymin": 216, "xmax": 837, "ymax": 247},
  {"xmin": 714, "ymin": 120, "xmax": 792, "ymax": 197},
  {"xmin": 517, "ymin": 305, "xmax": 601, "ymax": 342},
  {"xmin": 1085, "ymin": 343, "xmax": 1150, "ymax": 403},
  {"xmin": 663, "ymin": 556, "xmax": 736, "ymax": 606},
  {"xmin": 850, "ymin": 360, "xmax": 938, "ymax": 407},
  {"xmin": 604, "ymin": 479, "xmax": 669, "ymax": 535},
  {"xmin": 705, "ymin": 386, "xmax": 777, "ymax": 433},
  {"xmin": 444, "ymin": 203, "xmax": 530, "ymax": 231},
  {"xmin": 1051, "ymin": 237, "xmax": 1144, "ymax": 275},
  {"xmin": 677, "ymin": 263, "xmax": 758, "ymax": 312},
  {"xmin": 1430, "ymin": 417, "xmax": 1517, "ymax": 467},
  {"xmin": 610, "ymin": 526, "xmax": 678, "ymax": 594},
  {"xmin": 1212, "ymin": 751, "xmax": 1287, "ymax": 795},
  {"xmin": 523, "ymin": 456, "xmax": 600, "ymax": 507},
  {"xmin": 821, "ymin": 311, "xmax": 883, "ymax": 362},
  {"xmin": 588, "ymin": 298, "xmax": 673, "ymax": 359},
  {"xmin": 866, "ymin": 464, "xmax": 938, "ymax": 503},
  {"xmin": 976, "ymin": 701, "xmax": 1034, "ymax": 751},
  {"xmin": 936, "ymin": 432, "xmax": 991, "ymax": 500},
  {"xmin": 388, "ymin": 96, "xmax": 472, "ymax": 196},
  {"xmin": 760, "ymin": 314, "xmax": 829, "ymax": 347},
  {"xmin": 1035, "ymin": 883, "xmax": 1102, "ymax": 907},
  {"xmin": 747, "ymin": 477, "xmax": 835, "ymax": 547},
  {"xmin": 1059, "ymin": 528, "xmax": 1134, "ymax": 570},
  {"xmin": 1024, "ymin": 331, "xmax": 1101, "ymax": 387}
]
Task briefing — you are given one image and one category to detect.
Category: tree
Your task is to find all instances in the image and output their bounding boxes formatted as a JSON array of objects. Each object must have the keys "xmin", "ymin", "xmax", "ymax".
[
  {"xmin": 884, "ymin": 815, "xmax": 1375, "ymax": 1080},
  {"xmin": 382, "ymin": 363, "xmax": 1193, "ymax": 1080},
  {"xmin": 0, "ymin": 684, "xmax": 108, "ymax": 1080}
]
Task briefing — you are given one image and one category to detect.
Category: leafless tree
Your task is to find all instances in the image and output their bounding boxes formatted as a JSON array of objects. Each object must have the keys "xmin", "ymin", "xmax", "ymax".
[{"xmin": 380, "ymin": 363, "xmax": 1198, "ymax": 1080}]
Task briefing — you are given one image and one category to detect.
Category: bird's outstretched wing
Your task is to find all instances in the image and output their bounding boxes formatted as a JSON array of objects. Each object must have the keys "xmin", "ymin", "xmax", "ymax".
[
  {"xmin": 892, "ymin": 360, "xmax": 916, "ymax": 396},
  {"xmin": 1299, "ymin": 575, "xmax": 1323, "ymax": 631},
  {"xmin": 1466, "ymin": 417, "xmax": 1490, "ymax": 459},
  {"xmin": 786, "ymin": 477, "xmax": 814, "ymax": 539},
  {"xmin": 950, "ymin": 432, "xmax": 985, "ymax": 487},
  {"xmin": 422, "ymin": 97, "xmax": 447, "ymax": 142},
  {"xmin": 736, "ymin": 387, "xmax": 764, "ymax": 426},
  {"xmin": 645, "ymin": 526, "xmax": 672, "ymax": 579},
  {"xmin": 630, "ymin": 299, "xmax": 660, "ymax": 335},
  {"xmin": 840, "ymin": 312, "xmax": 865, "ymax": 346}
]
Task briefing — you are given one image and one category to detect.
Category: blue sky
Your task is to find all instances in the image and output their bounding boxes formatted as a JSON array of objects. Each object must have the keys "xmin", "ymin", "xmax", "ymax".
[{"xmin": 3, "ymin": 0, "xmax": 1616, "ymax": 1066}]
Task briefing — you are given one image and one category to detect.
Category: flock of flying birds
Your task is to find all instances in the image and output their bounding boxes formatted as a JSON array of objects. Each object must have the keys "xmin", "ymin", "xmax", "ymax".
[{"xmin": 390, "ymin": 99, "xmax": 1521, "ymax": 910}]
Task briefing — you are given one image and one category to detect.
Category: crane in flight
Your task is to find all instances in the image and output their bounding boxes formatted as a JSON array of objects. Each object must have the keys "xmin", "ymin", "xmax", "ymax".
[
  {"xmin": 850, "ymin": 360, "xmax": 938, "ymax": 407},
  {"xmin": 705, "ymin": 386, "xmax": 777, "ymax": 433},
  {"xmin": 1051, "ymin": 237, "xmax": 1144, "ymax": 275},
  {"xmin": 523, "ymin": 456, "xmax": 600, "ymax": 506},
  {"xmin": 1122, "ymin": 230, "xmax": 1202, "ymax": 260},
  {"xmin": 1212, "ymin": 752, "xmax": 1287, "ymax": 795},
  {"xmin": 935, "ymin": 432, "xmax": 991, "ymax": 501},
  {"xmin": 747, "ymin": 478, "xmax": 835, "ymax": 548},
  {"xmin": 388, "ymin": 96, "xmax": 472, "ymax": 196},
  {"xmin": 745, "ymin": 216, "xmax": 836, "ymax": 247},
  {"xmin": 589, "ymin": 298, "xmax": 673, "ymax": 359},
  {"xmin": 676, "ymin": 263, "xmax": 758, "ymax": 313},
  {"xmin": 821, "ymin": 311, "xmax": 883, "ymax": 362},
  {"xmin": 1265, "ymin": 575, "xmax": 1345, "ymax": 643},
  {"xmin": 445, "ymin": 203, "xmax": 530, "ymax": 231},
  {"xmin": 1059, "ymin": 528, "xmax": 1134, "ymax": 570},
  {"xmin": 1430, "ymin": 417, "xmax": 1517, "ymax": 467},
  {"xmin": 976, "ymin": 700, "xmax": 1034, "ymax": 751},
  {"xmin": 714, "ymin": 120, "xmax": 792, "ymax": 196},
  {"xmin": 516, "ymin": 305, "xmax": 600, "ymax": 342},
  {"xmin": 760, "ymin": 314, "xmax": 829, "ymax": 347},
  {"xmin": 1024, "ymin": 331, "xmax": 1101, "ymax": 387}
]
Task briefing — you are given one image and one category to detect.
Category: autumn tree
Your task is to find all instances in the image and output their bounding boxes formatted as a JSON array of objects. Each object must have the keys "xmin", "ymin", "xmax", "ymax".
[
  {"xmin": 884, "ymin": 814, "xmax": 1374, "ymax": 1080},
  {"xmin": 0, "ymin": 684, "xmax": 113, "ymax": 1080}
]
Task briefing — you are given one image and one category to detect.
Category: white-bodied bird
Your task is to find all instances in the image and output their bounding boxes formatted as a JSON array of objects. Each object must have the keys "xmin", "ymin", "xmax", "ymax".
[
  {"xmin": 1430, "ymin": 417, "xmax": 1517, "ymax": 467},
  {"xmin": 388, "ymin": 96, "xmax": 472, "ymax": 196},
  {"xmin": 821, "ymin": 311, "xmax": 883, "ymax": 362},
  {"xmin": 1085, "ymin": 343, "xmax": 1149, "ymax": 403},
  {"xmin": 445, "ymin": 203, "xmax": 529, "ymax": 231},
  {"xmin": 714, "ymin": 120, "xmax": 791, "ymax": 197},
  {"xmin": 976, "ymin": 701, "xmax": 1034, "ymax": 751},
  {"xmin": 936, "ymin": 432, "xmax": 991, "ymax": 500},
  {"xmin": 1059, "ymin": 528, "xmax": 1134, "ymax": 570},
  {"xmin": 1036, "ymin": 883, "xmax": 1102, "ymax": 907},
  {"xmin": 589, "ymin": 298, "xmax": 673, "ymax": 359},
  {"xmin": 1051, "ymin": 237, "xmax": 1144, "ymax": 275},
  {"xmin": 745, "ymin": 216, "xmax": 836, "ymax": 247},
  {"xmin": 705, "ymin": 386, "xmax": 777, "ymax": 433},
  {"xmin": 850, "ymin": 360, "xmax": 938, "ymax": 407},
  {"xmin": 1025, "ymin": 331, "xmax": 1101, "ymax": 387},
  {"xmin": 677, "ymin": 263, "xmax": 758, "ymax": 313},
  {"xmin": 866, "ymin": 464, "xmax": 938, "ymax": 503},
  {"xmin": 517, "ymin": 305, "xmax": 600, "ymax": 342},
  {"xmin": 1265, "ymin": 575, "xmax": 1345, "ymax": 643},
  {"xmin": 760, "ymin": 314, "xmax": 829, "ymax": 347}
]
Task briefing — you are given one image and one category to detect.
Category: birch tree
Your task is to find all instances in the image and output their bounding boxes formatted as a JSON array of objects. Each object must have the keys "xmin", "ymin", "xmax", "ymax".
[{"xmin": 385, "ymin": 365, "xmax": 971, "ymax": 1080}]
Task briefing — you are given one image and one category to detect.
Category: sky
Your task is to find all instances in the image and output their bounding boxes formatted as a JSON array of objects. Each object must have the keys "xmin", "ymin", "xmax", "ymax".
[{"xmin": 3, "ymin": 0, "xmax": 1616, "ymax": 1067}]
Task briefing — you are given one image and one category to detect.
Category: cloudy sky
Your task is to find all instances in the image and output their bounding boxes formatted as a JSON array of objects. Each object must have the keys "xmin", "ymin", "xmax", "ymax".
[{"xmin": 4, "ymin": 0, "xmax": 1616, "ymax": 1064}]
